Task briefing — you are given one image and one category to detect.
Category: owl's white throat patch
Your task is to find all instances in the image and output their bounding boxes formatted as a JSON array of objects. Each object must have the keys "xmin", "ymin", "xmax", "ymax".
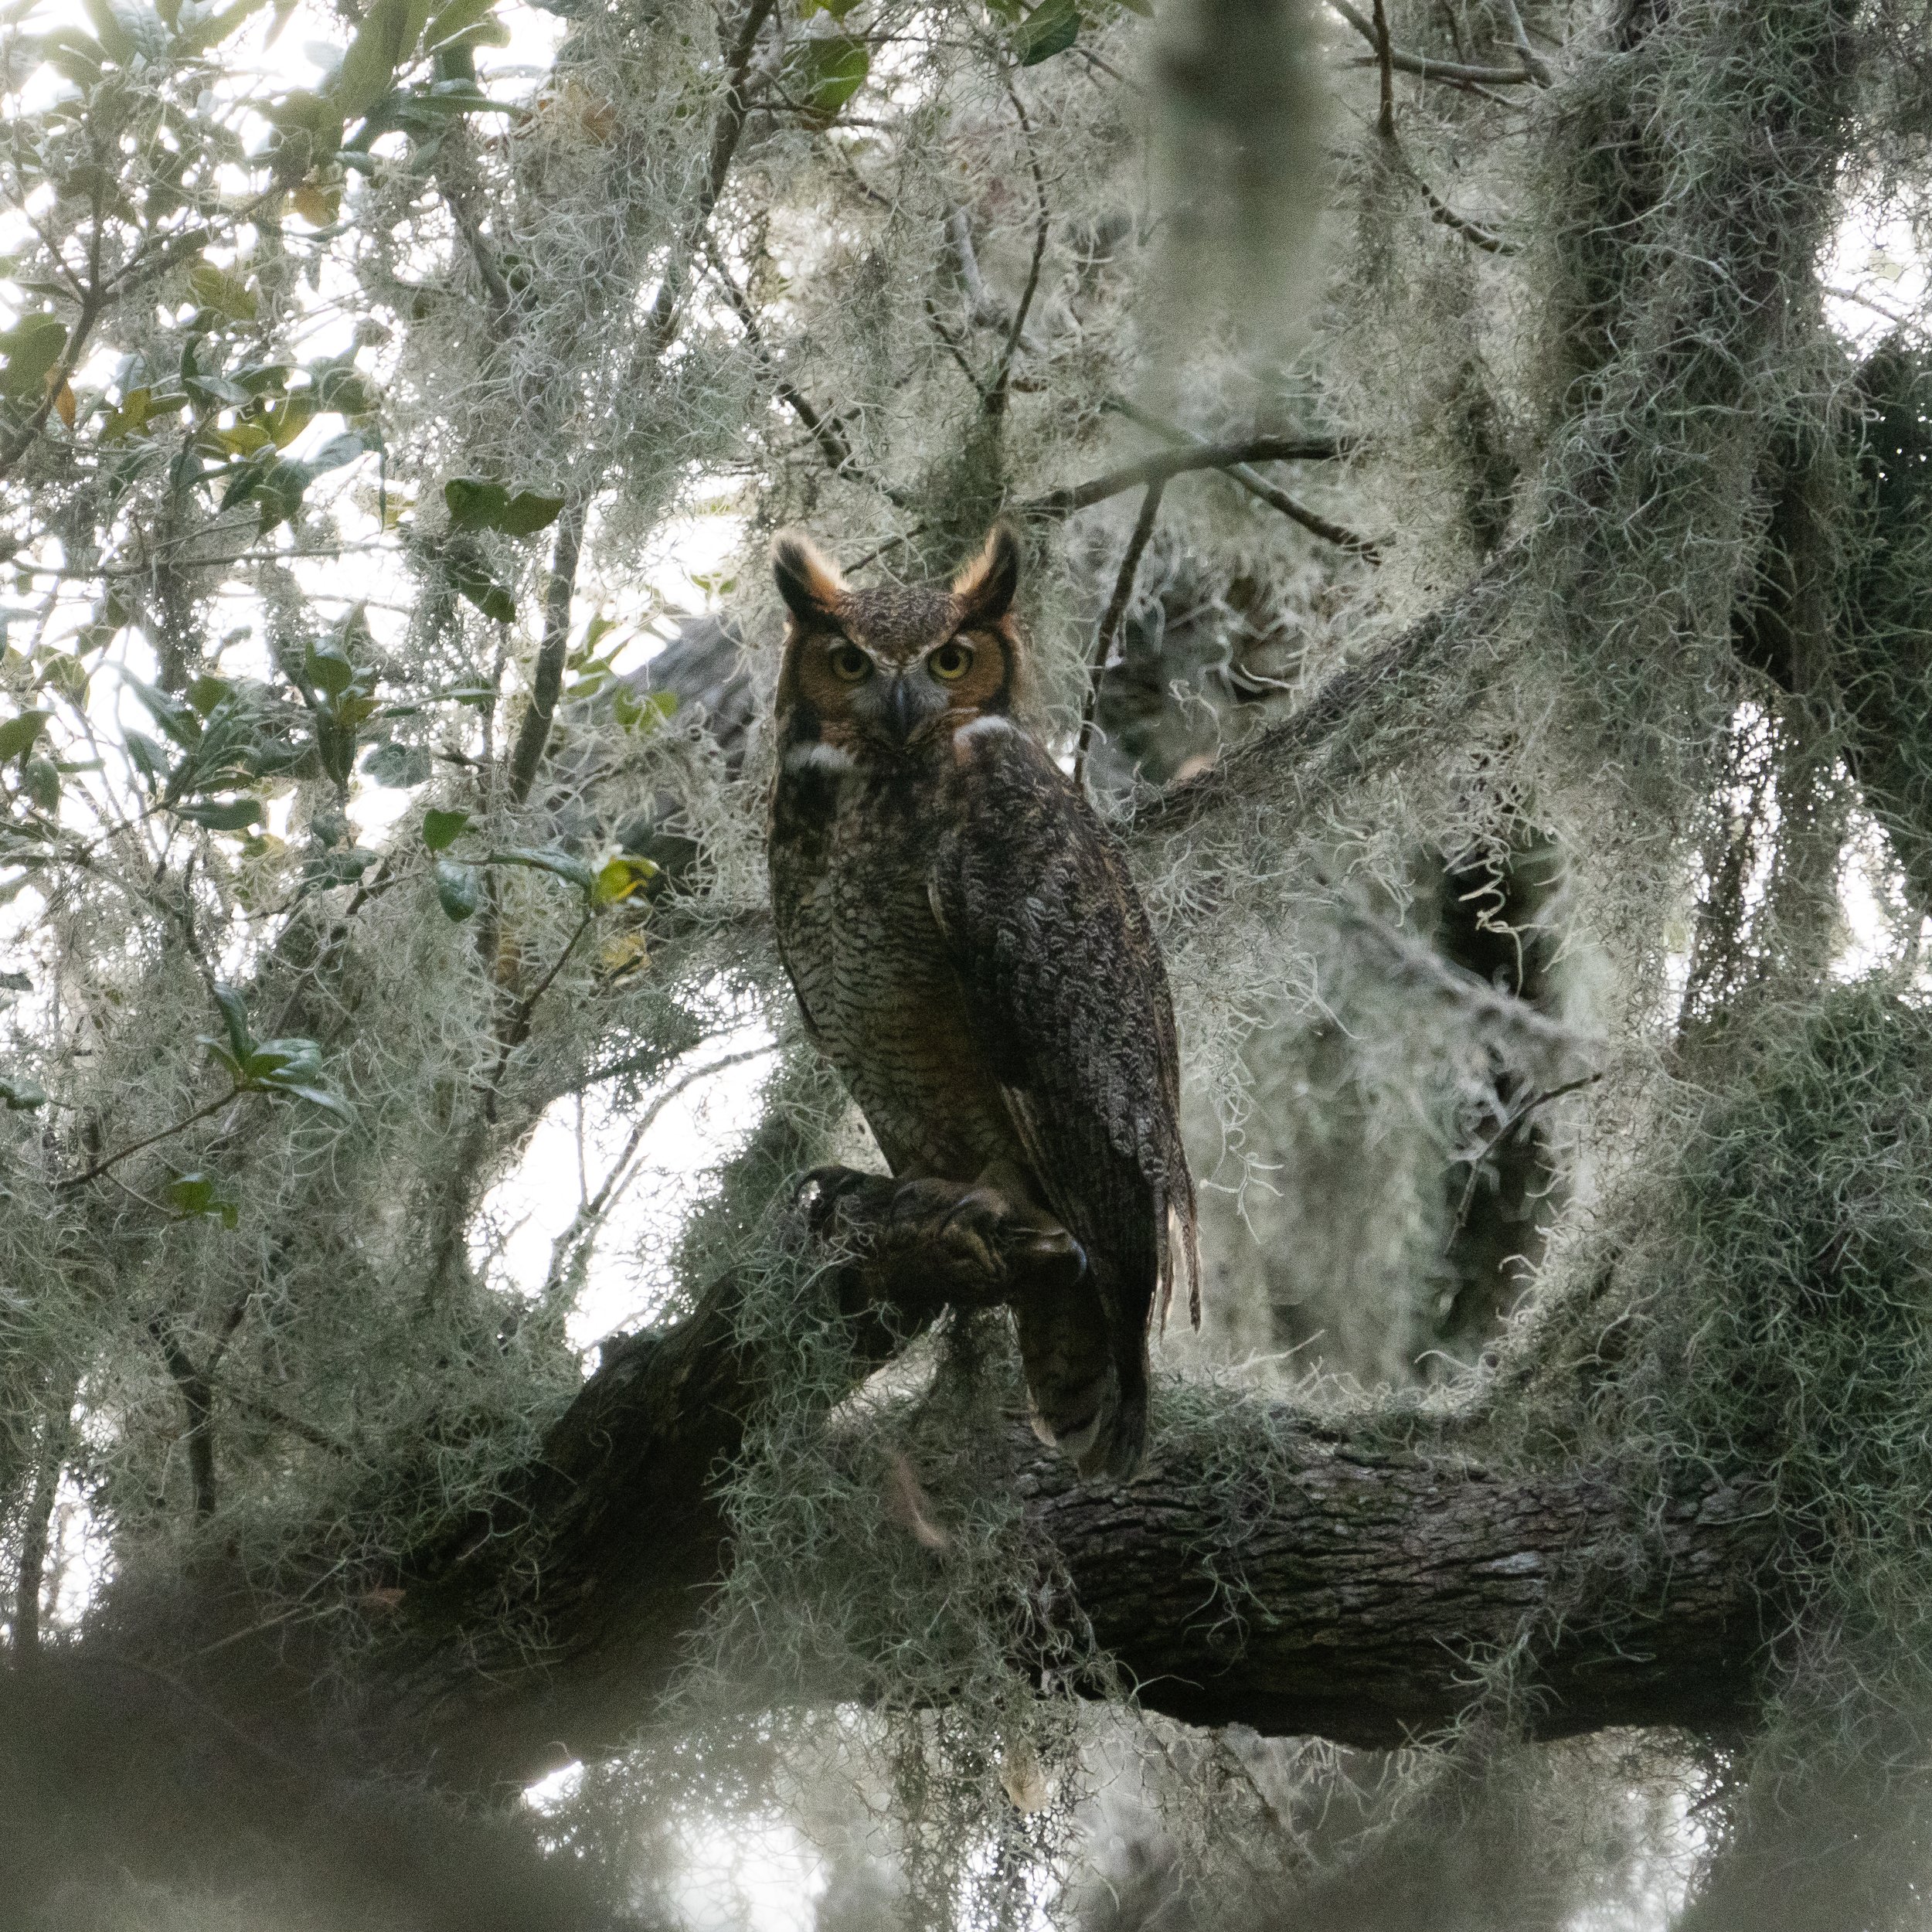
[
  {"xmin": 784, "ymin": 740, "xmax": 856, "ymax": 777},
  {"xmin": 951, "ymin": 715, "xmax": 1015, "ymax": 755}
]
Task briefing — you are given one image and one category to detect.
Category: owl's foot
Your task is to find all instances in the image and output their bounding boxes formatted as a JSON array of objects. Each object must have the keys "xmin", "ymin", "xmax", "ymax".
[
  {"xmin": 800, "ymin": 1168, "xmax": 1086, "ymax": 1321},
  {"xmin": 937, "ymin": 1185, "xmax": 1085, "ymax": 1293}
]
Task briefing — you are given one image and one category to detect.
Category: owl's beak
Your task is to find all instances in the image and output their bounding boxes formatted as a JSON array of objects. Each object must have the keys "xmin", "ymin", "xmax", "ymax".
[
  {"xmin": 885, "ymin": 672, "xmax": 939, "ymax": 746},
  {"xmin": 855, "ymin": 668, "xmax": 942, "ymax": 749},
  {"xmin": 886, "ymin": 675, "xmax": 917, "ymax": 743}
]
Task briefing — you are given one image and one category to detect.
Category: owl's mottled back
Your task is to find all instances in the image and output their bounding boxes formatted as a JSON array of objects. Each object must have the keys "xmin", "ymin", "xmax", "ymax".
[{"xmin": 767, "ymin": 527, "xmax": 1199, "ymax": 1481}]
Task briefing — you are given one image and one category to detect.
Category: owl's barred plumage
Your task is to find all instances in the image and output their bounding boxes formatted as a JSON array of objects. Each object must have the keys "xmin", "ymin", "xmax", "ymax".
[{"xmin": 766, "ymin": 526, "xmax": 1199, "ymax": 1480}]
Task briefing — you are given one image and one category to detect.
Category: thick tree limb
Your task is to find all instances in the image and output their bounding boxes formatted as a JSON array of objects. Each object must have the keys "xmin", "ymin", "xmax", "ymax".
[{"xmin": 349, "ymin": 1165, "xmax": 1784, "ymax": 1791}]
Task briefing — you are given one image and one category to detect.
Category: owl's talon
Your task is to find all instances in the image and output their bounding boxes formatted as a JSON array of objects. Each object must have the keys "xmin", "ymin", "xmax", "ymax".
[
  {"xmin": 794, "ymin": 1163, "xmax": 875, "ymax": 1231},
  {"xmin": 1018, "ymin": 1226, "xmax": 1085, "ymax": 1275}
]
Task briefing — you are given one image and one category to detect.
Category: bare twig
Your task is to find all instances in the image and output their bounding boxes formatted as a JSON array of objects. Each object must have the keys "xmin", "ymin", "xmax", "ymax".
[
  {"xmin": 1448, "ymin": 1072, "xmax": 1601, "ymax": 1240},
  {"xmin": 1327, "ymin": 0, "xmax": 1538, "ymax": 86},
  {"xmin": 538, "ymin": 1046, "xmax": 771, "ymax": 1305},
  {"xmin": 925, "ymin": 297, "xmax": 991, "ymax": 400},
  {"xmin": 1108, "ymin": 402, "xmax": 1380, "ymax": 560},
  {"xmin": 1498, "ymin": 0, "xmax": 1553, "ymax": 83},
  {"xmin": 1417, "ymin": 177, "xmax": 1513, "ymax": 253},
  {"xmin": 481, "ymin": 910, "xmax": 596, "ymax": 1123},
  {"xmin": 989, "ymin": 85, "xmax": 1051, "ymax": 419},
  {"xmin": 1022, "ymin": 435, "xmax": 1349, "ymax": 519},
  {"xmin": 1075, "ymin": 479, "xmax": 1165, "ymax": 788},
  {"xmin": 702, "ymin": 242, "xmax": 911, "ymax": 504},
  {"xmin": 51, "ymin": 1089, "xmax": 242, "ymax": 1191},
  {"xmin": 643, "ymin": 0, "xmax": 777, "ymax": 355}
]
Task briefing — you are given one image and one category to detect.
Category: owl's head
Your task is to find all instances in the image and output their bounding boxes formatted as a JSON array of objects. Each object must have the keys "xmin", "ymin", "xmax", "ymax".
[{"xmin": 770, "ymin": 526, "xmax": 1031, "ymax": 758}]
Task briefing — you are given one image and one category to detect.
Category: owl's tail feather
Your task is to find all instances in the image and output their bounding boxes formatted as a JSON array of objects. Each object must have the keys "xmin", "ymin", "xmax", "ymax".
[
  {"xmin": 1012, "ymin": 1269, "xmax": 1149, "ymax": 1482},
  {"xmin": 1012, "ymin": 1271, "xmax": 1124, "ymax": 1474}
]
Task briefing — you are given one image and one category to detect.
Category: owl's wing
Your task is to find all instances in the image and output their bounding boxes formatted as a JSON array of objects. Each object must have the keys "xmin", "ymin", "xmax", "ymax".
[{"xmin": 928, "ymin": 723, "xmax": 1198, "ymax": 1474}]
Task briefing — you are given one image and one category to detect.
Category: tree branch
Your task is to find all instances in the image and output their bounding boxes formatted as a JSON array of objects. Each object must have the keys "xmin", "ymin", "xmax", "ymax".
[
  {"xmin": 505, "ymin": 499, "xmax": 587, "ymax": 808},
  {"xmin": 1102, "ymin": 402, "xmax": 1381, "ymax": 558},
  {"xmin": 988, "ymin": 84, "xmax": 1050, "ymax": 420},
  {"xmin": 64, "ymin": 1156, "xmax": 1781, "ymax": 1794},
  {"xmin": 643, "ymin": 0, "xmax": 777, "ymax": 355},
  {"xmin": 1075, "ymin": 477, "xmax": 1164, "ymax": 787},
  {"xmin": 1119, "ymin": 548, "xmax": 1523, "ymax": 851},
  {"xmin": 379, "ymin": 1172, "xmax": 1779, "ymax": 1787},
  {"xmin": 1328, "ymin": 0, "xmax": 1540, "ymax": 86},
  {"xmin": 1019, "ymin": 436, "xmax": 1350, "ymax": 519}
]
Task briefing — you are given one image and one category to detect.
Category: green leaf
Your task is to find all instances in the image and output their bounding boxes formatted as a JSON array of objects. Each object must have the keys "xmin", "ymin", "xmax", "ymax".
[
  {"xmin": 576, "ymin": 613, "xmax": 618, "ymax": 662},
  {"xmin": 211, "ymin": 982, "xmax": 253, "ymax": 1064},
  {"xmin": 1012, "ymin": 0, "xmax": 1080, "ymax": 63},
  {"xmin": 125, "ymin": 730, "xmax": 170, "ymax": 785},
  {"xmin": 434, "ymin": 857, "xmax": 480, "ymax": 920},
  {"xmin": 306, "ymin": 430, "xmax": 366, "ymax": 474},
  {"xmin": 298, "ymin": 847, "xmax": 378, "ymax": 893},
  {"xmin": 0, "ymin": 711, "xmax": 49, "ymax": 763},
  {"xmin": 259, "ymin": 458, "xmax": 312, "ymax": 533},
  {"xmin": 176, "ymin": 0, "xmax": 270, "ymax": 52},
  {"xmin": 0, "ymin": 1073, "xmax": 45, "ymax": 1111},
  {"xmin": 38, "ymin": 651, "xmax": 90, "ymax": 705},
  {"xmin": 794, "ymin": 33, "xmax": 869, "ymax": 121},
  {"xmin": 361, "ymin": 740, "xmax": 431, "ymax": 787},
  {"xmin": 483, "ymin": 845, "xmax": 594, "ymax": 889},
  {"xmin": 243, "ymin": 1036, "xmax": 323, "ymax": 1083},
  {"xmin": 422, "ymin": 807, "xmax": 470, "ymax": 850},
  {"xmin": 130, "ymin": 678, "xmax": 201, "ymax": 750},
  {"xmin": 0, "ymin": 315, "xmax": 67, "ymax": 401},
  {"xmin": 80, "ymin": 0, "xmax": 131, "ymax": 60},
  {"xmin": 0, "ymin": 971, "xmax": 32, "ymax": 993},
  {"xmin": 218, "ymin": 446, "xmax": 276, "ymax": 512},
  {"xmin": 174, "ymin": 796, "xmax": 264, "ymax": 832},
  {"xmin": 423, "ymin": 0, "xmax": 495, "ymax": 47},
  {"xmin": 332, "ymin": 0, "xmax": 435, "ymax": 118},
  {"xmin": 498, "ymin": 490, "xmax": 566, "ymax": 537},
  {"xmin": 264, "ymin": 1080, "xmax": 352, "ymax": 1118},
  {"xmin": 37, "ymin": 26, "xmax": 104, "ymax": 83},
  {"xmin": 165, "ymin": 1171, "xmax": 236, "ymax": 1226},
  {"xmin": 310, "ymin": 362, "xmax": 378, "ymax": 417},
  {"xmin": 305, "ymin": 635, "xmax": 356, "ymax": 697},
  {"xmin": 612, "ymin": 685, "xmax": 679, "ymax": 734},
  {"xmin": 448, "ymin": 555, "xmax": 515, "ymax": 624},
  {"xmin": 444, "ymin": 476, "xmax": 509, "ymax": 530},
  {"xmin": 186, "ymin": 673, "xmax": 233, "ymax": 716},
  {"xmin": 168, "ymin": 1172, "xmax": 215, "ymax": 1215},
  {"xmin": 187, "ymin": 263, "xmax": 259, "ymax": 321}
]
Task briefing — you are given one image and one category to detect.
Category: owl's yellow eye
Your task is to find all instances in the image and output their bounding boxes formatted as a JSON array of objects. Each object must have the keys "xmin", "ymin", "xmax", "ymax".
[
  {"xmin": 930, "ymin": 639, "xmax": 975, "ymax": 682},
  {"xmin": 826, "ymin": 641, "xmax": 871, "ymax": 682}
]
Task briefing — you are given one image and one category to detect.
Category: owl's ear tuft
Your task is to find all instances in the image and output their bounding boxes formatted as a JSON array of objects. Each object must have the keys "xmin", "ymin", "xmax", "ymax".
[
  {"xmin": 772, "ymin": 531, "xmax": 845, "ymax": 628},
  {"xmin": 951, "ymin": 524, "xmax": 1021, "ymax": 628}
]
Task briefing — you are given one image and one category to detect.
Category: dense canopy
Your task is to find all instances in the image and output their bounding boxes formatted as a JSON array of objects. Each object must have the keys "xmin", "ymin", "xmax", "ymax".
[{"xmin": 6, "ymin": 0, "xmax": 1932, "ymax": 1925}]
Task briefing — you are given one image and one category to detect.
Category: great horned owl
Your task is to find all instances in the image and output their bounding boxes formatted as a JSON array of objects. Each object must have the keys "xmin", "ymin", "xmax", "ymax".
[{"xmin": 766, "ymin": 525, "xmax": 1199, "ymax": 1479}]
